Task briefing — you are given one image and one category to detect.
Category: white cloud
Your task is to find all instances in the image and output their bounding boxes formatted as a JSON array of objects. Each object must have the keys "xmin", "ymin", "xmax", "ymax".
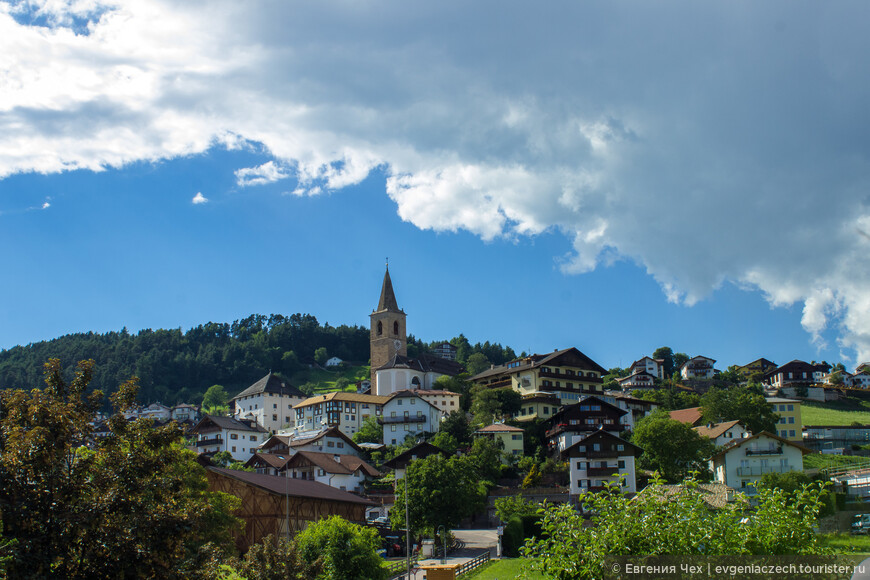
[
  {"xmin": 191, "ymin": 192, "xmax": 207, "ymax": 204},
  {"xmin": 41, "ymin": 201, "xmax": 50, "ymax": 209},
  {"xmin": 3, "ymin": 1, "xmax": 870, "ymax": 360},
  {"xmin": 234, "ymin": 161, "xmax": 291, "ymax": 187}
]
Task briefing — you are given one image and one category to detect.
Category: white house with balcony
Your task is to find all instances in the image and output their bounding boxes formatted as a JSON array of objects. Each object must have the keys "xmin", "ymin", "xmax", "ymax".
[
  {"xmin": 680, "ymin": 356, "xmax": 717, "ymax": 380},
  {"xmin": 562, "ymin": 429, "xmax": 641, "ymax": 496},
  {"xmin": 231, "ymin": 372, "xmax": 307, "ymax": 432},
  {"xmin": 191, "ymin": 415, "xmax": 268, "ymax": 462},
  {"xmin": 709, "ymin": 431, "xmax": 811, "ymax": 494},
  {"xmin": 379, "ymin": 390, "xmax": 443, "ymax": 445}
]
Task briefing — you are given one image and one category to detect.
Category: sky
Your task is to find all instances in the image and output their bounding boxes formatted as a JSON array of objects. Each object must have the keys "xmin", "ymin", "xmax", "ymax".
[{"xmin": 1, "ymin": 0, "xmax": 869, "ymax": 371}]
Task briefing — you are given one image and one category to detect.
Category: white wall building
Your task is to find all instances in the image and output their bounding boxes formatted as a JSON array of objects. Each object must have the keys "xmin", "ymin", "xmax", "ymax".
[
  {"xmin": 709, "ymin": 432, "xmax": 811, "ymax": 494},
  {"xmin": 231, "ymin": 372, "xmax": 307, "ymax": 432},
  {"xmin": 294, "ymin": 392, "xmax": 388, "ymax": 437},
  {"xmin": 192, "ymin": 415, "xmax": 267, "ymax": 462},
  {"xmin": 380, "ymin": 390, "xmax": 444, "ymax": 445},
  {"xmin": 562, "ymin": 429, "xmax": 641, "ymax": 496}
]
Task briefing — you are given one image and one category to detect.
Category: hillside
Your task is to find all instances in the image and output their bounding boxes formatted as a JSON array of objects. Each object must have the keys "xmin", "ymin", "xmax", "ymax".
[{"xmin": 802, "ymin": 398, "xmax": 870, "ymax": 426}]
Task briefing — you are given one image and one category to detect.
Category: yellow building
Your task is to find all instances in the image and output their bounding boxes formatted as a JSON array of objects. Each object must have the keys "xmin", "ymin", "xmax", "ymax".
[
  {"xmin": 766, "ymin": 397, "xmax": 802, "ymax": 442},
  {"xmin": 475, "ymin": 423, "xmax": 525, "ymax": 461}
]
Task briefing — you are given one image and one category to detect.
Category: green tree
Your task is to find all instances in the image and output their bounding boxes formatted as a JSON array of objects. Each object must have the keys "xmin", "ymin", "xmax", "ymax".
[
  {"xmin": 0, "ymin": 359, "xmax": 243, "ymax": 579},
  {"xmin": 353, "ymin": 416, "xmax": 383, "ymax": 444},
  {"xmin": 439, "ymin": 410, "xmax": 473, "ymax": 447},
  {"xmin": 522, "ymin": 476, "xmax": 830, "ymax": 579},
  {"xmin": 428, "ymin": 431, "xmax": 459, "ymax": 455},
  {"xmin": 314, "ymin": 347, "xmax": 328, "ymax": 365},
  {"xmin": 494, "ymin": 495, "xmax": 539, "ymax": 524},
  {"xmin": 202, "ymin": 384, "xmax": 230, "ymax": 415},
  {"xmin": 630, "ymin": 410, "xmax": 715, "ymax": 482},
  {"xmin": 652, "ymin": 347, "xmax": 675, "ymax": 378},
  {"xmin": 465, "ymin": 352, "xmax": 491, "ymax": 375},
  {"xmin": 467, "ymin": 436, "xmax": 503, "ymax": 485},
  {"xmin": 435, "ymin": 374, "xmax": 473, "ymax": 411},
  {"xmin": 293, "ymin": 516, "xmax": 386, "ymax": 580},
  {"xmin": 391, "ymin": 455, "xmax": 486, "ymax": 534},
  {"xmin": 673, "ymin": 352, "xmax": 690, "ymax": 374},
  {"xmin": 700, "ymin": 386, "xmax": 779, "ymax": 435}
]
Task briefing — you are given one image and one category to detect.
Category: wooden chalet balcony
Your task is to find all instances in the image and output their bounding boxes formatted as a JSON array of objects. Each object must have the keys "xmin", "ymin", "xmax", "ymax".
[
  {"xmin": 196, "ymin": 436, "xmax": 223, "ymax": 447},
  {"xmin": 586, "ymin": 485, "xmax": 607, "ymax": 493},
  {"xmin": 484, "ymin": 378, "xmax": 512, "ymax": 389},
  {"xmin": 577, "ymin": 449, "xmax": 624, "ymax": 459},
  {"xmin": 545, "ymin": 422, "xmax": 629, "ymax": 439},
  {"xmin": 745, "ymin": 447, "xmax": 783, "ymax": 456},
  {"xmin": 378, "ymin": 415, "xmax": 427, "ymax": 425},
  {"xmin": 586, "ymin": 466, "xmax": 620, "ymax": 476},
  {"xmin": 538, "ymin": 370, "xmax": 602, "ymax": 383}
]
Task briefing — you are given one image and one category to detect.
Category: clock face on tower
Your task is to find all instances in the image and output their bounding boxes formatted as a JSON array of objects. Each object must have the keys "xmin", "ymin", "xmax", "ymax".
[{"xmin": 394, "ymin": 339, "xmax": 402, "ymax": 353}]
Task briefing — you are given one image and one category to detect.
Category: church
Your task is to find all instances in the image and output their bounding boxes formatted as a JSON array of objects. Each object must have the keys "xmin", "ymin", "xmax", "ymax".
[{"xmin": 369, "ymin": 266, "xmax": 464, "ymax": 396}]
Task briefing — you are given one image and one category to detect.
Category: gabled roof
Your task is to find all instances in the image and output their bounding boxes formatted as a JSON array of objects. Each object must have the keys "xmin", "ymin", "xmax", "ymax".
[
  {"xmin": 376, "ymin": 266, "xmax": 401, "ymax": 312},
  {"xmin": 207, "ymin": 467, "xmax": 373, "ymax": 505},
  {"xmin": 385, "ymin": 389, "xmax": 441, "ymax": 411},
  {"xmin": 382, "ymin": 442, "xmax": 448, "ymax": 470},
  {"xmin": 680, "ymin": 355, "xmax": 716, "ymax": 369},
  {"xmin": 233, "ymin": 372, "xmax": 305, "ymax": 401},
  {"xmin": 294, "ymin": 392, "xmax": 390, "ymax": 409},
  {"xmin": 260, "ymin": 427, "xmax": 363, "ymax": 454},
  {"xmin": 709, "ymin": 431, "xmax": 812, "ymax": 461},
  {"xmin": 616, "ymin": 371, "xmax": 657, "ymax": 383},
  {"xmin": 668, "ymin": 407, "xmax": 704, "ymax": 426},
  {"xmin": 375, "ymin": 353, "xmax": 465, "ymax": 376},
  {"xmin": 287, "ymin": 451, "xmax": 380, "ymax": 477},
  {"xmin": 244, "ymin": 452, "xmax": 292, "ymax": 470},
  {"xmin": 193, "ymin": 414, "xmax": 266, "ymax": 433},
  {"xmin": 476, "ymin": 423, "xmax": 525, "ymax": 434},
  {"xmin": 561, "ymin": 428, "xmax": 642, "ymax": 457},
  {"xmin": 469, "ymin": 347, "xmax": 607, "ymax": 381},
  {"xmin": 548, "ymin": 396, "xmax": 627, "ymax": 424},
  {"xmin": 693, "ymin": 420, "xmax": 744, "ymax": 440}
]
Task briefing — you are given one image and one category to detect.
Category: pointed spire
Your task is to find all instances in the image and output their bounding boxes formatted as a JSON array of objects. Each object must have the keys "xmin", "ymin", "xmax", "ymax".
[{"xmin": 377, "ymin": 265, "xmax": 400, "ymax": 311}]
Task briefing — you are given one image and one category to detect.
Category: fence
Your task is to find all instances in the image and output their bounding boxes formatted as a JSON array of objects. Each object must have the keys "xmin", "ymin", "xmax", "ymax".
[{"xmin": 457, "ymin": 551, "xmax": 491, "ymax": 576}]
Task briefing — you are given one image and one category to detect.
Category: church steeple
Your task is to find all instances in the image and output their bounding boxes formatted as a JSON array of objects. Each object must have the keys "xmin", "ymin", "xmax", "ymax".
[
  {"xmin": 370, "ymin": 264, "xmax": 407, "ymax": 387},
  {"xmin": 377, "ymin": 265, "xmax": 400, "ymax": 312}
]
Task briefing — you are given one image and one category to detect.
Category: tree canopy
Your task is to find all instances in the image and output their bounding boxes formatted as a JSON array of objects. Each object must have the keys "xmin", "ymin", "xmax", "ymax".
[
  {"xmin": 522, "ymin": 476, "xmax": 831, "ymax": 579},
  {"xmin": 630, "ymin": 410, "xmax": 716, "ymax": 482},
  {"xmin": 391, "ymin": 455, "xmax": 487, "ymax": 533},
  {"xmin": 700, "ymin": 385, "xmax": 779, "ymax": 435},
  {"xmin": 0, "ymin": 359, "xmax": 242, "ymax": 579},
  {"xmin": 293, "ymin": 516, "xmax": 387, "ymax": 580}
]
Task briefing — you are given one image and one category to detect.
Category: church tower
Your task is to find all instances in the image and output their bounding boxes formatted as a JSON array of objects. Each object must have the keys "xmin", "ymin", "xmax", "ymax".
[{"xmin": 370, "ymin": 265, "xmax": 407, "ymax": 382}]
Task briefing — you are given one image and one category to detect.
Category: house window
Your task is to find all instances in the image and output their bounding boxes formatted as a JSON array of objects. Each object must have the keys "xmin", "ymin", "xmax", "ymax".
[
  {"xmin": 789, "ymin": 430, "xmax": 796, "ymax": 437},
  {"xmin": 273, "ymin": 414, "xmax": 277, "ymax": 421},
  {"xmin": 328, "ymin": 441, "xmax": 335, "ymax": 448},
  {"xmin": 250, "ymin": 436, "xmax": 257, "ymax": 441},
  {"xmin": 230, "ymin": 434, "xmax": 238, "ymax": 440},
  {"xmin": 232, "ymin": 446, "xmax": 236, "ymax": 452},
  {"xmin": 593, "ymin": 444, "xmax": 600, "ymax": 451},
  {"xmin": 391, "ymin": 425, "xmax": 397, "ymax": 432},
  {"xmin": 512, "ymin": 434, "xmax": 521, "ymax": 440},
  {"xmin": 398, "ymin": 400, "xmax": 403, "ymax": 406},
  {"xmin": 617, "ymin": 444, "xmax": 624, "ymax": 451},
  {"xmin": 787, "ymin": 404, "xmax": 794, "ymax": 411},
  {"xmin": 411, "ymin": 398, "xmax": 416, "ymax": 405},
  {"xmin": 285, "ymin": 416, "xmax": 290, "ymax": 423},
  {"xmin": 318, "ymin": 469, "xmax": 326, "ymax": 476},
  {"xmin": 273, "ymin": 403, "xmax": 278, "ymax": 409},
  {"xmin": 337, "ymin": 442, "xmax": 344, "ymax": 448},
  {"xmin": 788, "ymin": 416, "xmax": 795, "ymax": 424}
]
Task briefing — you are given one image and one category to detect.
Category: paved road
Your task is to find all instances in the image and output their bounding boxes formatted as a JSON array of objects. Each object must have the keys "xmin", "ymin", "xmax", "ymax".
[{"xmin": 396, "ymin": 528, "xmax": 499, "ymax": 580}]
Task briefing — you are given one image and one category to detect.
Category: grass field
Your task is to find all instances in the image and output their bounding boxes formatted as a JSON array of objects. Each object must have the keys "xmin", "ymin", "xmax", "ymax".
[
  {"xmin": 819, "ymin": 533, "xmax": 870, "ymax": 554},
  {"xmin": 288, "ymin": 364, "xmax": 370, "ymax": 393},
  {"xmin": 463, "ymin": 558, "xmax": 547, "ymax": 580},
  {"xmin": 802, "ymin": 400, "xmax": 870, "ymax": 426},
  {"xmin": 803, "ymin": 453, "xmax": 870, "ymax": 471}
]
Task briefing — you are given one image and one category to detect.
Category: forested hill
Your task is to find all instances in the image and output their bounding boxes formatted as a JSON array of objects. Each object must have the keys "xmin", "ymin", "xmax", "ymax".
[{"xmin": 0, "ymin": 313, "xmax": 518, "ymax": 407}]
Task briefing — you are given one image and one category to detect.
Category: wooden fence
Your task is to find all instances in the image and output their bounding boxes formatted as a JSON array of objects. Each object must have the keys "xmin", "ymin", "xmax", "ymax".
[{"xmin": 457, "ymin": 551, "xmax": 491, "ymax": 576}]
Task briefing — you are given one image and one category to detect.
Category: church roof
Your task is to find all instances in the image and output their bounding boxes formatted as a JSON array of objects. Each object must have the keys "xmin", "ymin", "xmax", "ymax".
[
  {"xmin": 233, "ymin": 372, "xmax": 305, "ymax": 400},
  {"xmin": 375, "ymin": 353, "xmax": 465, "ymax": 376},
  {"xmin": 376, "ymin": 266, "xmax": 401, "ymax": 312}
]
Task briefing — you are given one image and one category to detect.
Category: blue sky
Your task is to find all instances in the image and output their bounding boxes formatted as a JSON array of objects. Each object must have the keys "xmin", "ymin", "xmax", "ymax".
[{"xmin": 1, "ymin": 1, "xmax": 868, "ymax": 370}]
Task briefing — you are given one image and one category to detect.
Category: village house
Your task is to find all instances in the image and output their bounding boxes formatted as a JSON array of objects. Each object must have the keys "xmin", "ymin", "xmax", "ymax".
[
  {"xmin": 379, "ymin": 389, "xmax": 444, "ymax": 445},
  {"xmin": 680, "ymin": 356, "xmax": 717, "ymax": 380},
  {"xmin": 192, "ymin": 415, "xmax": 268, "ymax": 462},
  {"xmin": 293, "ymin": 392, "xmax": 388, "ymax": 437},
  {"xmin": 474, "ymin": 423, "xmax": 525, "ymax": 461},
  {"xmin": 470, "ymin": 347, "xmax": 608, "ymax": 421},
  {"xmin": 245, "ymin": 427, "xmax": 365, "ymax": 475},
  {"xmin": 545, "ymin": 395, "xmax": 631, "ymax": 453},
  {"xmin": 709, "ymin": 431, "xmax": 811, "ymax": 494},
  {"xmin": 284, "ymin": 451, "xmax": 380, "ymax": 494},
  {"xmin": 766, "ymin": 397, "xmax": 802, "ymax": 442},
  {"xmin": 693, "ymin": 420, "xmax": 749, "ymax": 447},
  {"xmin": 563, "ymin": 429, "xmax": 641, "ymax": 496},
  {"xmin": 231, "ymin": 372, "xmax": 306, "ymax": 432}
]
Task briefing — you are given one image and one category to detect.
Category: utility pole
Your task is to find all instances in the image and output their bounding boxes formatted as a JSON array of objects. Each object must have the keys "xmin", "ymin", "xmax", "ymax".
[{"xmin": 405, "ymin": 475, "xmax": 411, "ymax": 579}]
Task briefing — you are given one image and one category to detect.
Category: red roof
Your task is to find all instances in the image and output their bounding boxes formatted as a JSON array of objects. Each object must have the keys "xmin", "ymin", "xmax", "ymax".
[{"xmin": 669, "ymin": 407, "xmax": 703, "ymax": 426}]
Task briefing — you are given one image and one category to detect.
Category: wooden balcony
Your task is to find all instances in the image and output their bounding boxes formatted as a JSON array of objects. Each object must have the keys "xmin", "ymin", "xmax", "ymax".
[
  {"xmin": 196, "ymin": 437, "xmax": 223, "ymax": 447},
  {"xmin": 378, "ymin": 415, "xmax": 427, "ymax": 425}
]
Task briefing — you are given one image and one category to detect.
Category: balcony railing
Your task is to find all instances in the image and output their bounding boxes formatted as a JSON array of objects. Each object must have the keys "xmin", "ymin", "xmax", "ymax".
[
  {"xmin": 196, "ymin": 437, "xmax": 223, "ymax": 447},
  {"xmin": 378, "ymin": 415, "xmax": 427, "ymax": 424},
  {"xmin": 735, "ymin": 465, "xmax": 789, "ymax": 476},
  {"xmin": 745, "ymin": 447, "xmax": 783, "ymax": 456}
]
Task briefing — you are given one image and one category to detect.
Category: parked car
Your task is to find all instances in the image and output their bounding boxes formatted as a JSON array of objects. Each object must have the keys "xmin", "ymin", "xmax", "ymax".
[{"xmin": 851, "ymin": 514, "xmax": 870, "ymax": 534}]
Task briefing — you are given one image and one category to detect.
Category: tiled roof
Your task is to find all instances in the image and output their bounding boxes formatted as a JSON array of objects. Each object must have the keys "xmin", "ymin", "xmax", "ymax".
[
  {"xmin": 709, "ymin": 431, "xmax": 812, "ymax": 460},
  {"xmin": 476, "ymin": 423, "xmax": 524, "ymax": 433},
  {"xmin": 233, "ymin": 372, "xmax": 305, "ymax": 400},
  {"xmin": 382, "ymin": 442, "xmax": 448, "ymax": 470},
  {"xmin": 294, "ymin": 392, "xmax": 390, "ymax": 409},
  {"xmin": 207, "ymin": 467, "xmax": 373, "ymax": 505},
  {"xmin": 245, "ymin": 452, "xmax": 291, "ymax": 470},
  {"xmin": 288, "ymin": 451, "xmax": 381, "ymax": 477},
  {"xmin": 693, "ymin": 420, "xmax": 743, "ymax": 440},
  {"xmin": 194, "ymin": 414, "xmax": 266, "ymax": 433},
  {"xmin": 668, "ymin": 407, "xmax": 704, "ymax": 426}
]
